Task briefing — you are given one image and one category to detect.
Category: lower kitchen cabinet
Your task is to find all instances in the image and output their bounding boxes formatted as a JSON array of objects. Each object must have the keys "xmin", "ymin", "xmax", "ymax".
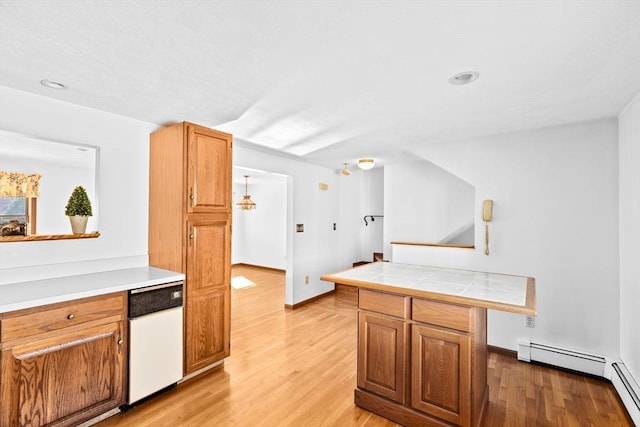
[
  {"xmin": 410, "ymin": 323, "xmax": 471, "ymax": 425},
  {"xmin": 355, "ymin": 289, "xmax": 487, "ymax": 427},
  {"xmin": 357, "ymin": 311, "xmax": 409, "ymax": 403},
  {"xmin": 185, "ymin": 286, "xmax": 230, "ymax": 372},
  {"xmin": 0, "ymin": 293, "xmax": 126, "ymax": 427}
]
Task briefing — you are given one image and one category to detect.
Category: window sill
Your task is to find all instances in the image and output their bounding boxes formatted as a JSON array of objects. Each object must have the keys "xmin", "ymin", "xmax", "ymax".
[{"xmin": 0, "ymin": 232, "xmax": 100, "ymax": 242}]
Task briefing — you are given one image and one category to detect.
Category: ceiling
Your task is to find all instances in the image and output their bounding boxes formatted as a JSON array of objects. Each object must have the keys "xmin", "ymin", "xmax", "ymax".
[{"xmin": 1, "ymin": 1, "xmax": 639, "ymax": 171}]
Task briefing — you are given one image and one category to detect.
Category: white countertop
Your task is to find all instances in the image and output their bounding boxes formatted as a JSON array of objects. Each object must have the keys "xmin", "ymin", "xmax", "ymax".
[
  {"xmin": 0, "ymin": 266, "xmax": 185, "ymax": 313},
  {"xmin": 321, "ymin": 262, "xmax": 536, "ymax": 315}
]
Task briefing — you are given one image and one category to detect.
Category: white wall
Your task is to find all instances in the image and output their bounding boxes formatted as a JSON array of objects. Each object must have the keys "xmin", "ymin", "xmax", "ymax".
[
  {"xmin": 0, "ymin": 87, "xmax": 362, "ymax": 307},
  {"xmin": 619, "ymin": 92, "xmax": 640, "ymax": 382},
  {"xmin": 384, "ymin": 160, "xmax": 475, "ymax": 257},
  {"xmin": 233, "ymin": 143, "xmax": 362, "ymax": 305},
  {"xmin": 0, "ymin": 86, "xmax": 156, "ymax": 282},
  {"xmin": 395, "ymin": 118, "xmax": 620, "ymax": 358},
  {"xmin": 232, "ymin": 177, "xmax": 287, "ymax": 270},
  {"xmin": 359, "ymin": 167, "xmax": 384, "ymax": 261},
  {"xmin": 337, "ymin": 168, "xmax": 366, "ymax": 264}
]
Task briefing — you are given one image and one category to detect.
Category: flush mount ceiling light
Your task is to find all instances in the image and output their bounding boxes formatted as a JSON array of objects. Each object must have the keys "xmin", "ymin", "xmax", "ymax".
[
  {"xmin": 236, "ymin": 175, "xmax": 257, "ymax": 211},
  {"xmin": 358, "ymin": 158, "xmax": 375, "ymax": 170},
  {"xmin": 341, "ymin": 163, "xmax": 350, "ymax": 176},
  {"xmin": 40, "ymin": 79, "xmax": 66, "ymax": 89},
  {"xmin": 448, "ymin": 71, "xmax": 479, "ymax": 85}
]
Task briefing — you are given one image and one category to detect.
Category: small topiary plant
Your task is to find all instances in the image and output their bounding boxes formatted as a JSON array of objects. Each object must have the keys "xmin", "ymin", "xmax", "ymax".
[{"xmin": 65, "ymin": 185, "xmax": 93, "ymax": 217}]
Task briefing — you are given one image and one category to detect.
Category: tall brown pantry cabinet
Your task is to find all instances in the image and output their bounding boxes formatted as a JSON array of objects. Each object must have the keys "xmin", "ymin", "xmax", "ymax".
[{"xmin": 149, "ymin": 122, "xmax": 232, "ymax": 375}]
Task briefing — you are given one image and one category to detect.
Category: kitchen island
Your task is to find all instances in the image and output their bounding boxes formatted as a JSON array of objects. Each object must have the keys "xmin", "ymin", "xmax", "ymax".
[{"xmin": 321, "ymin": 262, "xmax": 536, "ymax": 427}]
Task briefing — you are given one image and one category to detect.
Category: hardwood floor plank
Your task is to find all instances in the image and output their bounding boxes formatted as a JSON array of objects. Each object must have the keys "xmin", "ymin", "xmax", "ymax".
[{"xmin": 96, "ymin": 265, "xmax": 632, "ymax": 427}]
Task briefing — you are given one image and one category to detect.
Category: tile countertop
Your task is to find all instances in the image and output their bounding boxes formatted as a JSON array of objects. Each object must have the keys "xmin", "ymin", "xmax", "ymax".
[
  {"xmin": 0, "ymin": 266, "xmax": 185, "ymax": 313},
  {"xmin": 321, "ymin": 262, "xmax": 536, "ymax": 316}
]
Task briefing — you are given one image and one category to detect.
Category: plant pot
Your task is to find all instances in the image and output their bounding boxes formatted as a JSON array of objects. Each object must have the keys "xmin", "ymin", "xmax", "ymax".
[{"xmin": 68, "ymin": 215, "xmax": 89, "ymax": 234}]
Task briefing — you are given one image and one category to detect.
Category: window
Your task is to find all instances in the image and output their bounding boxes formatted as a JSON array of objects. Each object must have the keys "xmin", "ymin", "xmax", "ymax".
[{"xmin": 0, "ymin": 197, "xmax": 36, "ymax": 236}]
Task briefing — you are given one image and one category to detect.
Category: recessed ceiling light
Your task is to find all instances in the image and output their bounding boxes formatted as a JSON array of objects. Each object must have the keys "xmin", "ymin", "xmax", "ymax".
[
  {"xmin": 40, "ymin": 79, "xmax": 66, "ymax": 89},
  {"xmin": 448, "ymin": 71, "xmax": 479, "ymax": 85}
]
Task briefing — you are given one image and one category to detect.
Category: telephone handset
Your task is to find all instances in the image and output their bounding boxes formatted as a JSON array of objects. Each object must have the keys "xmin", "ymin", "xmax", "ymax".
[
  {"xmin": 483, "ymin": 200, "xmax": 493, "ymax": 255},
  {"xmin": 483, "ymin": 200, "xmax": 493, "ymax": 222}
]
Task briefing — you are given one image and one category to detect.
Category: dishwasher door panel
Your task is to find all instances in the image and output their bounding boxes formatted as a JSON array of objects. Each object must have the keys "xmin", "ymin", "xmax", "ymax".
[{"xmin": 129, "ymin": 306, "xmax": 183, "ymax": 404}]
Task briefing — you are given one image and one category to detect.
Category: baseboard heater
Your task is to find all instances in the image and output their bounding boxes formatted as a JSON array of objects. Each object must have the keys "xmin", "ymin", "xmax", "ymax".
[
  {"xmin": 611, "ymin": 362, "xmax": 640, "ymax": 426},
  {"xmin": 518, "ymin": 339, "xmax": 606, "ymax": 376},
  {"xmin": 518, "ymin": 339, "xmax": 639, "ymax": 424}
]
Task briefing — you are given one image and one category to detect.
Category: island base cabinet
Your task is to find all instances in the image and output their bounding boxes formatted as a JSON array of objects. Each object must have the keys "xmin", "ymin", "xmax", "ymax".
[
  {"xmin": 355, "ymin": 289, "xmax": 487, "ymax": 427},
  {"xmin": 0, "ymin": 322, "xmax": 125, "ymax": 427},
  {"xmin": 355, "ymin": 388, "xmax": 454, "ymax": 427}
]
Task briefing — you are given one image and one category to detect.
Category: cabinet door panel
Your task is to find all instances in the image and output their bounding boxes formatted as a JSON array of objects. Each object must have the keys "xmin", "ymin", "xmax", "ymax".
[
  {"xmin": 185, "ymin": 218, "xmax": 231, "ymax": 374},
  {"xmin": 187, "ymin": 125, "xmax": 231, "ymax": 213},
  {"xmin": 187, "ymin": 219, "xmax": 230, "ymax": 292},
  {"xmin": 411, "ymin": 324, "xmax": 470, "ymax": 425},
  {"xmin": 357, "ymin": 311, "xmax": 408, "ymax": 403},
  {"xmin": 185, "ymin": 289, "xmax": 230, "ymax": 373},
  {"xmin": 1, "ymin": 322, "xmax": 124, "ymax": 427}
]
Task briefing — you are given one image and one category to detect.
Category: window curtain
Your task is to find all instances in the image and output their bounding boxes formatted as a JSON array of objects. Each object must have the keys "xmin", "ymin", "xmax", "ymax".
[{"xmin": 0, "ymin": 171, "xmax": 41, "ymax": 197}]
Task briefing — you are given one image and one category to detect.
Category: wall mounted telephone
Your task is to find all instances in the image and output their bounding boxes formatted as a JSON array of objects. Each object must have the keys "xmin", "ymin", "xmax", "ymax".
[
  {"xmin": 483, "ymin": 200, "xmax": 493, "ymax": 255},
  {"xmin": 483, "ymin": 200, "xmax": 493, "ymax": 222}
]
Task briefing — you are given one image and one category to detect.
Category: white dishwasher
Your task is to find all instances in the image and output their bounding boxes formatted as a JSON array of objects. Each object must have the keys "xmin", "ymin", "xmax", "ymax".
[{"xmin": 128, "ymin": 281, "xmax": 183, "ymax": 405}]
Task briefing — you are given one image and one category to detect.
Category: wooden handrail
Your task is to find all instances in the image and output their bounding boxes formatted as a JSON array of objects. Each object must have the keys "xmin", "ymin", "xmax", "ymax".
[{"xmin": 390, "ymin": 241, "xmax": 474, "ymax": 249}]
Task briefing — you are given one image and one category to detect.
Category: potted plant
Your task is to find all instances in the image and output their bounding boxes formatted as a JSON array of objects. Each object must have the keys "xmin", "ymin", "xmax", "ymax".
[{"xmin": 65, "ymin": 185, "xmax": 93, "ymax": 234}]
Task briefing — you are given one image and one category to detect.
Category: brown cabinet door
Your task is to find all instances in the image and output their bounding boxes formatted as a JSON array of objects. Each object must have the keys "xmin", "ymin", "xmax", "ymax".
[
  {"xmin": 357, "ymin": 311, "xmax": 408, "ymax": 403},
  {"xmin": 184, "ymin": 218, "xmax": 231, "ymax": 374},
  {"xmin": 186, "ymin": 124, "xmax": 232, "ymax": 214},
  {"xmin": 0, "ymin": 322, "xmax": 125, "ymax": 427},
  {"xmin": 184, "ymin": 289, "xmax": 230, "ymax": 373},
  {"xmin": 411, "ymin": 324, "xmax": 470, "ymax": 425}
]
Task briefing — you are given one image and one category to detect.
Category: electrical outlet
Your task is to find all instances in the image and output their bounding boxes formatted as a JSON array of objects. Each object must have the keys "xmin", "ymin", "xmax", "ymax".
[
  {"xmin": 525, "ymin": 316, "xmax": 536, "ymax": 328},
  {"xmin": 305, "ymin": 275, "xmax": 309, "ymax": 284}
]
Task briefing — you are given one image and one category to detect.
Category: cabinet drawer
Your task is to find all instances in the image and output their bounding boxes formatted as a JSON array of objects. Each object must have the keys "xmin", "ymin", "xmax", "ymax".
[
  {"xmin": 412, "ymin": 298, "xmax": 471, "ymax": 332},
  {"xmin": 1, "ymin": 293, "xmax": 125, "ymax": 342},
  {"xmin": 359, "ymin": 289, "xmax": 409, "ymax": 319}
]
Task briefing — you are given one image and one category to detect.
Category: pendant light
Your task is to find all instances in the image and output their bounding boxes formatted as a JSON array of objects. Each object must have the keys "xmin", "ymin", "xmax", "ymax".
[
  {"xmin": 341, "ymin": 163, "xmax": 350, "ymax": 176},
  {"xmin": 236, "ymin": 175, "xmax": 257, "ymax": 211}
]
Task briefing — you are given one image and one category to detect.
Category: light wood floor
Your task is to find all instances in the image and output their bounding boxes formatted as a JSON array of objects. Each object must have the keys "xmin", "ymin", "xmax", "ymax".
[{"xmin": 97, "ymin": 265, "xmax": 632, "ymax": 427}]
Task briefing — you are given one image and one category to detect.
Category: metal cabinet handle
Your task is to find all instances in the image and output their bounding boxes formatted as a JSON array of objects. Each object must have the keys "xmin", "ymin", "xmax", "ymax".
[{"xmin": 67, "ymin": 313, "xmax": 74, "ymax": 320}]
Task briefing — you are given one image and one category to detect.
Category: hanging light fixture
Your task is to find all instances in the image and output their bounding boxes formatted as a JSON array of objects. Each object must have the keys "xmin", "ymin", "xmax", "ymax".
[
  {"xmin": 341, "ymin": 163, "xmax": 350, "ymax": 176},
  {"xmin": 358, "ymin": 158, "xmax": 375, "ymax": 170},
  {"xmin": 236, "ymin": 175, "xmax": 257, "ymax": 211}
]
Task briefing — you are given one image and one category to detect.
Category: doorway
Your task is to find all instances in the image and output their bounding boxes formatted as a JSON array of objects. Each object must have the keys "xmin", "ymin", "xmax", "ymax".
[{"xmin": 231, "ymin": 166, "xmax": 291, "ymax": 304}]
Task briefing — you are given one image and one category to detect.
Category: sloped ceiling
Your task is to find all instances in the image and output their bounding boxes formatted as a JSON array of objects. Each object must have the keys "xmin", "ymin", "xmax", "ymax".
[{"xmin": 1, "ymin": 0, "xmax": 639, "ymax": 170}]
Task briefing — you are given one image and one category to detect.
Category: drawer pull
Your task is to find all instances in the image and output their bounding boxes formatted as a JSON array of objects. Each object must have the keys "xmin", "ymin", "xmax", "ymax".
[
  {"xmin": 118, "ymin": 339, "xmax": 123, "ymax": 345},
  {"xmin": 67, "ymin": 313, "xmax": 75, "ymax": 320}
]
